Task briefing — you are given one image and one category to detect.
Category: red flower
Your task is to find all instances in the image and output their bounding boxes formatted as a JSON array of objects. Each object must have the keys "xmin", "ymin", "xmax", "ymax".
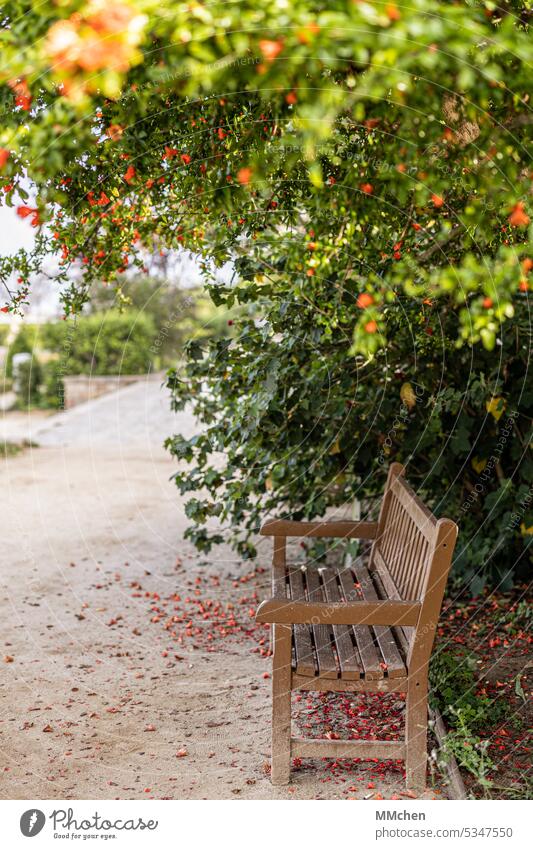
[
  {"xmin": 181, "ymin": 153, "xmax": 191, "ymax": 164},
  {"xmin": 0, "ymin": 149, "xmax": 10, "ymax": 169},
  {"xmin": 123, "ymin": 165, "xmax": 136, "ymax": 183},
  {"xmin": 431, "ymin": 193, "xmax": 444, "ymax": 208},
  {"xmin": 509, "ymin": 201, "xmax": 530, "ymax": 228},
  {"xmin": 365, "ymin": 320, "xmax": 378, "ymax": 333},
  {"xmin": 163, "ymin": 146, "xmax": 178, "ymax": 159},
  {"xmin": 360, "ymin": 183, "xmax": 373, "ymax": 194},
  {"xmin": 16, "ymin": 205, "xmax": 40, "ymax": 226},
  {"xmin": 1, "ymin": 306, "xmax": 9, "ymax": 313}
]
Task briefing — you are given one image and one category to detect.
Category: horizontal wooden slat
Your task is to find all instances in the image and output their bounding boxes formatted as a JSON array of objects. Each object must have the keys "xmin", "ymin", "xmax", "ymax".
[
  {"xmin": 292, "ymin": 673, "xmax": 407, "ymax": 693},
  {"xmin": 260, "ymin": 520, "xmax": 378, "ymax": 539},
  {"xmin": 291, "ymin": 738, "xmax": 406, "ymax": 760},
  {"xmin": 353, "ymin": 558, "xmax": 406, "ymax": 678},
  {"xmin": 256, "ymin": 599, "xmax": 421, "ymax": 625},
  {"xmin": 288, "ymin": 568, "xmax": 316, "ymax": 677},
  {"xmin": 305, "ymin": 567, "xmax": 338, "ymax": 679},
  {"xmin": 337, "ymin": 566, "xmax": 382, "ymax": 680},
  {"xmin": 321, "ymin": 568, "xmax": 361, "ymax": 679}
]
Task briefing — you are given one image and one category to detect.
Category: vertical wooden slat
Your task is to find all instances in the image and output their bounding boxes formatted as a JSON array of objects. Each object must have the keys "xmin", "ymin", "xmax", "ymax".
[
  {"xmin": 396, "ymin": 514, "xmax": 418, "ymax": 598},
  {"xmin": 404, "ymin": 529, "xmax": 424, "ymax": 600},
  {"xmin": 410, "ymin": 538, "xmax": 429, "ymax": 601},
  {"xmin": 389, "ymin": 504, "xmax": 410, "ymax": 592},
  {"xmin": 369, "ymin": 463, "xmax": 404, "ymax": 570}
]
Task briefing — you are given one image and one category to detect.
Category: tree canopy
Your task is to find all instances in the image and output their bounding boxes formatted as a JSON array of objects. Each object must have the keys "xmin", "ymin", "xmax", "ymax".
[
  {"xmin": 0, "ymin": 1, "xmax": 531, "ymax": 352},
  {"xmin": 1, "ymin": 1, "xmax": 532, "ymax": 588}
]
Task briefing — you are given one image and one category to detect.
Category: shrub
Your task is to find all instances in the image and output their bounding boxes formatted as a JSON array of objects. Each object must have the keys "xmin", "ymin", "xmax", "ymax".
[
  {"xmin": 39, "ymin": 360, "xmax": 64, "ymax": 410},
  {"xmin": 13, "ymin": 355, "xmax": 42, "ymax": 407},
  {"xmin": 168, "ymin": 295, "xmax": 533, "ymax": 591},
  {"xmin": 7, "ymin": 310, "xmax": 157, "ymax": 378}
]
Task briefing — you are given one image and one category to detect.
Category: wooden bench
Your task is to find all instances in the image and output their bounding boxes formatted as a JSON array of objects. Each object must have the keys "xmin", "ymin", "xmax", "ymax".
[{"xmin": 256, "ymin": 463, "xmax": 457, "ymax": 791}]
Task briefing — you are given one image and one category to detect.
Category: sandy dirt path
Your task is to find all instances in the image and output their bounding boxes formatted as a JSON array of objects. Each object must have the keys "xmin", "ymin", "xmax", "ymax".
[{"xmin": 1, "ymin": 379, "xmax": 445, "ymax": 800}]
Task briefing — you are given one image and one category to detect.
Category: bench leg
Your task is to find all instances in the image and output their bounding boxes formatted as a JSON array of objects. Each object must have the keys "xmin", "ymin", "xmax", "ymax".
[
  {"xmin": 271, "ymin": 623, "xmax": 292, "ymax": 785},
  {"xmin": 406, "ymin": 675, "xmax": 428, "ymax": 793}
]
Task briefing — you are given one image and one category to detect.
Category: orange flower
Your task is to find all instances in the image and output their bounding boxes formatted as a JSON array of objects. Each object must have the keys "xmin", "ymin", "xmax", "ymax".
[
  {"xmin": 482, "ymin": 297, "xmax": 493, "ymax": 308},
  {"xmin": 431, "ymin": 193, "xmax": 444, "ymax": 208},
  {"xmin": 360, "ymin": 183, "xmax": 373, "ymax": 194},
  {"xmin": 45, "ymin": 1, "xmax": 147, "ymax": 78},
  {"xmin": 0, "ymin": 149, "xmax": 9, "ymax": 169},
  {"xmin": 259, "ymin": 39, "xmax": 283, "ymax": 62},
  {"xmin": 237, "ymin": 167, "xmax": 252, "ymax": 186},
  {"xmin": 357, "ymin": 293, "xmax": 374, "ymax": 308},
  {"xmin": 386, "ymin": 4, "xmax": 401, "ymax": 21},
  {"xmin": 509, "ymin": 201, "xmax": 530, "ymax": 228},
  {"xmin": 163, "ymin": 146, "xmax": 178, "ymax": 159},
  {"xmin": 365, "ymin": 320, "xmax": 378, "ymax": 333},
  {"xmin": 17, "ymin": 205, "xmax": 40, "ymax": 226},
  {"xmin": 123, "ymin": 165, "xmax": 136, "ymax": 183},
  {"xmin": 106, "ymin": 124, "xmax": 124, "ymax": 141},
  {"xmin": 285, "ymin": 90, "xmax": 297, "ymax": 105}
]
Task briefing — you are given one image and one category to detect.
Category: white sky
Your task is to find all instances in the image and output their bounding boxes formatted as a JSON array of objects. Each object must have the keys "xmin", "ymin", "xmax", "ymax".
[
  {"xmin": 0, "ymin": 202, "xmax": 36, "ymax": 254},
  {"xmin": 0, "ymin": 202, "xmax": 233, "ymax": 324}
]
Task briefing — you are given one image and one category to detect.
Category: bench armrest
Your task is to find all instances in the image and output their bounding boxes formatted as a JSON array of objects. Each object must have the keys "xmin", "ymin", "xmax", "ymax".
[
  {"xmin": 259, "ymin": 519, "xmax": 378, "ymax": 539},
  {"xmin": 256, "ymin": 599, "xmax": 420, "ymax": 626}
]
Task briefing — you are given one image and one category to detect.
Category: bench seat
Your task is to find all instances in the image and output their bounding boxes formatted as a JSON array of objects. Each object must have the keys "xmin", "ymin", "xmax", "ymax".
[{"xmin": 279, "ymin": 561, "xmax": 409, "ymax": 682}]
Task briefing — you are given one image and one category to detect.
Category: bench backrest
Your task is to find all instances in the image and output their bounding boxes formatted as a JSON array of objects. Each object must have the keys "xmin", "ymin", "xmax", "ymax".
[{"xmin": 369, "ymin": 463, "xmax": 457, "ymax": 604}]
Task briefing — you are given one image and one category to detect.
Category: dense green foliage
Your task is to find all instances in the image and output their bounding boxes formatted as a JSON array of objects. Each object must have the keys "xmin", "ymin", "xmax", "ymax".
[
  {"xmin": 168, "ymin": 293, "xmax": 532, "ymax": 589},
  {"xmin": 0, "ymin": 2, "xmax": 531, "ymax": 587}
]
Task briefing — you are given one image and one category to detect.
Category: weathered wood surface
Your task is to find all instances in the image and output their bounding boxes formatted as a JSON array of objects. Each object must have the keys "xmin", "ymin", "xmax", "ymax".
[{"xmin": 257, "ymin": 463, "xmax": 458, "ymax": 792}]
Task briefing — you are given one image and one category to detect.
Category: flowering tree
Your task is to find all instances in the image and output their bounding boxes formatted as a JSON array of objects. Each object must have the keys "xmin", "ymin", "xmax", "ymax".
[{"xmin": 0, "ymin": 1, "xmax": 532, "ymax": 586}]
